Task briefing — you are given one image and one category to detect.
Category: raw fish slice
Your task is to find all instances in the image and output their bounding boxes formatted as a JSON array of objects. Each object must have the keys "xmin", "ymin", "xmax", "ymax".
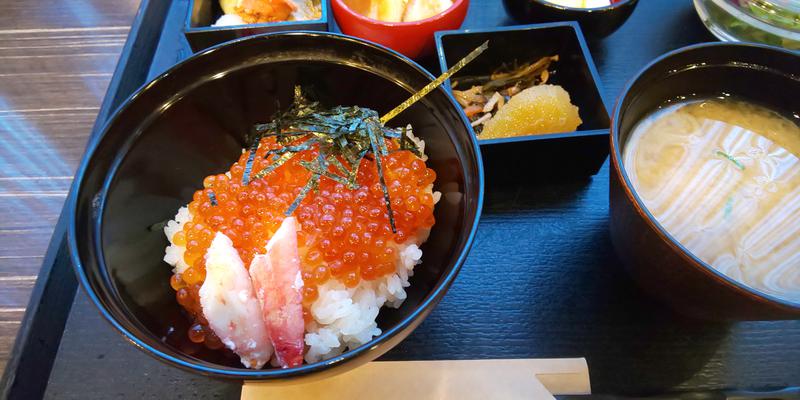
[
  {"xmin": 249, "ymin": 217, "xmax": 305, "ymax": 368},
  {"xmin": 200, "ymin": 232, "xmax": 273, "ymax": 369}
]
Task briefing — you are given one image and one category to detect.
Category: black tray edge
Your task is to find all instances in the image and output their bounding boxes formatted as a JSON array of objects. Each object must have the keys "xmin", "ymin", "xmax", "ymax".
[{"xmin": 0, "ymin": 1, "xmax": 172, "ymax": 398}]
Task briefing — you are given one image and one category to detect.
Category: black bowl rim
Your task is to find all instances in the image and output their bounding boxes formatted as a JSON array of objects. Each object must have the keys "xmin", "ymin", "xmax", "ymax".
[
  {"xmin": 610, "ymin": 41, "xmax": 800, "ymax": 311},
  {"xmin": 528, "ymin": 0, "xmax": 639, "ymax": 13},
  {"xmin": 184, "ymin": 0, "xmax": 329, "ymax": 32},
  {"xmin": 433, "ymin": 21, "xmax": 612, "ymax": 145},
  {"xmin": 67, "ymin": 31, "xmax": 485, "ymax": 379}
]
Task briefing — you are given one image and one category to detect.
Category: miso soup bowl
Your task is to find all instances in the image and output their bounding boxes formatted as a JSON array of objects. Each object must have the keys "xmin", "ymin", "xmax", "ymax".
[
  {"xmin": 609, "ymin": 42, "xmax": 800, "ymax": 321},
  {"xmin": 68, "ymin": 32, "xmax": 483, "ymax": 381}
]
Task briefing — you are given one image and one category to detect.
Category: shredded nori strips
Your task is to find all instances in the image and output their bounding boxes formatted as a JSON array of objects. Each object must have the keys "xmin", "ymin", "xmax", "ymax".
[
  {"xmin": 244, "ymin": 42, "xmax": 489, "ymax": 231},
  {"xmin": 379, "ymin": 40, "xmax": 489, "ymax": 125},
  {"xmin": 241, "ymin": 140, "xmax": 259, "ymax": 185},
  {"xmin": 247, "ymin": 91, "xmax": 407, "ymax": 231},
  {"xmin": 208, "ymin": 190, "xmax": 218, "ymax": 206},
  {"xmin": 247, "ymin": 89, "xmax": 416, "ymax": 231}
]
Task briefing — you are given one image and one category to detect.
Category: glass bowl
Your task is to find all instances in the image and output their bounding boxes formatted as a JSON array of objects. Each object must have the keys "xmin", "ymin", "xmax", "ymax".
[{"xmin": 694, "ymin": 0, "xmax": 800, "ymax": 50}]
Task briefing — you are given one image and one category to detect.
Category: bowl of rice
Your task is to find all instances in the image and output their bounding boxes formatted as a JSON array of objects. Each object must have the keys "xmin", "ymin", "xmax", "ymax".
[{"xmin": 68, "ymin": 32, "xmax": 483, "ymax": 380}]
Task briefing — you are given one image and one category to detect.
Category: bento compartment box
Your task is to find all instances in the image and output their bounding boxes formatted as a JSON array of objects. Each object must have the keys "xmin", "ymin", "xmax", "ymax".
[
  {"xmin": 185, "ymin": 0, "xmax": 331, "ymax": 52},
  {"xmin": 435, "ymin": 22, "xmax": 611, "ymax": 180}
]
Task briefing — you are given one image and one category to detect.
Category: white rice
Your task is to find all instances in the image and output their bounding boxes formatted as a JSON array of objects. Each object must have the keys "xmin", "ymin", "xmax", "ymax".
[
  {"xmin": 162, "ymin": 131, "xmax": 439, "ymax": 365},
  {"xmin": 163, "ymin": 206, "xmax": 192, "ymax": 274},
  {"xmin": 163, "ymin": 209, "xmax": 429, "ymax": 364},
  {"xmin": 302, "ymin": 242, "xmax": 423, "ymax": 363}
]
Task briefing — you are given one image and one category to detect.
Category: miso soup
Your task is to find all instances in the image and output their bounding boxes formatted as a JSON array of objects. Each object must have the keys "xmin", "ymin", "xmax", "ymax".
[{"xmin": 623, "ymin": 99, "xmax": 800, "ymax": 303}]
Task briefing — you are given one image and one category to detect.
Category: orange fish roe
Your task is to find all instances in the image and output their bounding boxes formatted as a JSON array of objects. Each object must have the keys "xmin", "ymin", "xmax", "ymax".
[{"xmin": 169, "ymin": 136, "xmax": 436, "ymax": 346}]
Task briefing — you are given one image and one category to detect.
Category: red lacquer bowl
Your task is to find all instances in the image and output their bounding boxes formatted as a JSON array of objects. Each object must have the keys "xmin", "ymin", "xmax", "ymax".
[{"xmin": 331, "ymin": 0, "xmax": 469, "ymax": 59}]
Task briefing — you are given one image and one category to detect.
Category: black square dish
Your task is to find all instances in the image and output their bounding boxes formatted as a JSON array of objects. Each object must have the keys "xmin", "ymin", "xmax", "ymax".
[
  {"xmin": 435, "ymin": 22, "xmax": 611, "ymax": 180},
  {"xmin": 185, "ymin": 0, "xmax": 330, "ymax": 52}
]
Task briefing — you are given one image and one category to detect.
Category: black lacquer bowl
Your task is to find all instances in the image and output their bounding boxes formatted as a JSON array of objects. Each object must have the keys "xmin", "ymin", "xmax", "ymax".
[
  {"xmin": 436, "ymin": 22, "xmax": 611, "ymax": 180},
  {"xmin": 68, "ymin": 32, "xmax": 483, "ymax": 380},
  {"xmin": 609, "ymin": 42, "xmax": 800, "ymax": 320},
  {"xmin": 503, "ymin": 0, "xmax": 639, "ymax": 38}
]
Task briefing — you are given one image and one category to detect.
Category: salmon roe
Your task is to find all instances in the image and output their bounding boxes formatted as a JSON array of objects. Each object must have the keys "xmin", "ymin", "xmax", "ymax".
[{"xmin": 170, "ymin": 136, "xmax": 437, "ymax": 346}]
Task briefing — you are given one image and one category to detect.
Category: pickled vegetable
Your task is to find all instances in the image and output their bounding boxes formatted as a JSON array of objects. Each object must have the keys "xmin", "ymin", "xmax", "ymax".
[{"xmin": 480, "ymin": 84, "xmax": 582, "ymax": 139}]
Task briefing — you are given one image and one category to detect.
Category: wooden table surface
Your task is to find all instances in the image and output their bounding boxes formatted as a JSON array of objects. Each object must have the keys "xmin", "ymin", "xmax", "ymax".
[
  {"xmin": 0, "ymin": 0, "xmax": 140, "ymax": 373},
  {"xmin": 3, "ymin": 1, "xmax": 799, "ymax": 397}
]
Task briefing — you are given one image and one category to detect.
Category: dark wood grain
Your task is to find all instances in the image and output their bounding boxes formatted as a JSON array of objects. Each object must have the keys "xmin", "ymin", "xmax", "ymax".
[
  {"xmin": 0, "ymin": 309, "xmax": 23, "ymax": 381},
  {"xmin": 0, "ymin": 0, "xmax": 140, "ymax": 378},
  {"xmin": 16, "ymin": 0, "xmax": 800, "ymax": 398}
]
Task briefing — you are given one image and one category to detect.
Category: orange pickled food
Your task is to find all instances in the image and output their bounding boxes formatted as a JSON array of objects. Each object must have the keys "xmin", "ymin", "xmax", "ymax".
[
  {"xmin": 480, "ymin": 84, "xmax": 582, "ymax": 140},
  {"xmin": 169, "ymin": 135, "xmax": 436, "ymax": 347}
]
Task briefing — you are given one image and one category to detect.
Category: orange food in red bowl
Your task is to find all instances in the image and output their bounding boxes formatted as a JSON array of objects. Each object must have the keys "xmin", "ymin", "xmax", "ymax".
[{"xmin": 332, "ymin": 0, "xmax": 469, "ymax": 59}]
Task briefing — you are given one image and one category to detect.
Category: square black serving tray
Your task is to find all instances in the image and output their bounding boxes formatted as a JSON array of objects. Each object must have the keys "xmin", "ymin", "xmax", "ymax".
[
  {"xmin": 2, "ymin": 0, "xmax": 799, "ymax": 399},
  {"xmin": 436, "ymin": 22, "xmax": 611, "ymax": 179},
  {"xmin": 186, "ymin": 0, "xmax": 330, "ymax": 51}
]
